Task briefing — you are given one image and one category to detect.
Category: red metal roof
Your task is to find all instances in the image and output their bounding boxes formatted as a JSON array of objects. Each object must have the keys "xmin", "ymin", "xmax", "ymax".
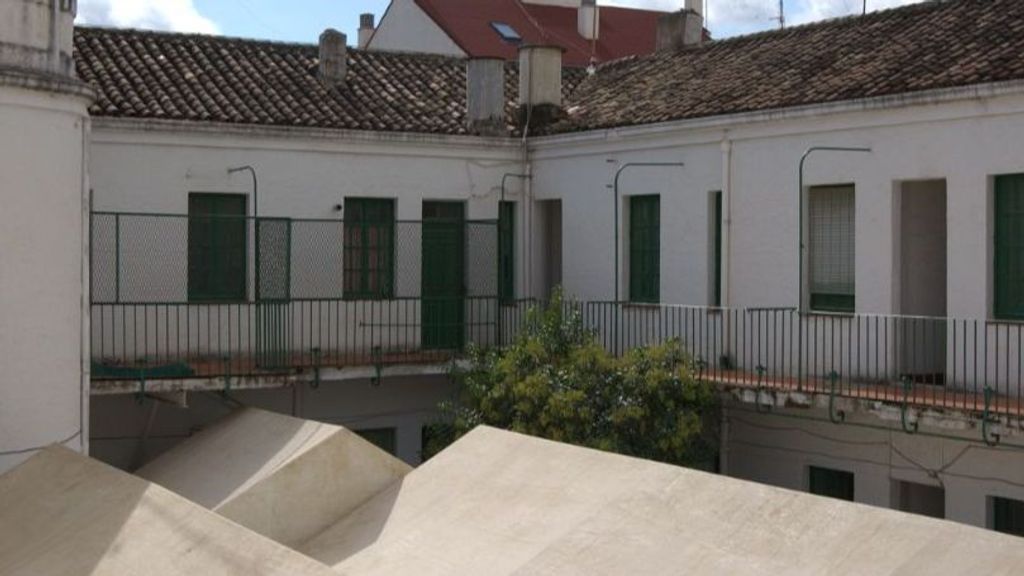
[{"xmin": 413, "ymin": 0, "xmax": 664, "ymax": 67}]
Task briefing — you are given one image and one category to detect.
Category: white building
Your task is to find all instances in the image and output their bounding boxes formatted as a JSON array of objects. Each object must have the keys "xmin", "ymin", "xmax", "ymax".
[
  {"xmin": 0, "ymin": 0, "xmax": 92, "ymax": 472},
  {"xmin": 2, "ymin": 0, "xmax": 1024, "ymax": 538}
]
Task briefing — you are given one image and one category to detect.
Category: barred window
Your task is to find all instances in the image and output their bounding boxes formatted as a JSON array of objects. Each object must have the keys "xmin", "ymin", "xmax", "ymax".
[
  {"xmin": 344, "ymin": 198, "xmax": 395, "ymax": 299},
  {"xmin": 809, "ymin": 185, "xmax": 855, "ymax": 313}
]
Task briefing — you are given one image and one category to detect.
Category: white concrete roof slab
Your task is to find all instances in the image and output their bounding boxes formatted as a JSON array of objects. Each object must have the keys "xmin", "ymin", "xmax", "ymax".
[
  {"xmin": 0, "ymin": 446, "xmax": 336, "ymax": 576},
  {"xmin": 301, "ymin": 426, "xmax": 1024, "ymax": 576},
  {"xmin": 136, "ymin": 407, "xmax": 411, "ymax": 548}
]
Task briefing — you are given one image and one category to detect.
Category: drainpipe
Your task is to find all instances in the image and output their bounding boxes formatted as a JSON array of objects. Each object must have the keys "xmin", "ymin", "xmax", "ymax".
[
  {"xmin": 502, "ymin": 172, "xmax": 531, "ymax": 298},
  {"xmin": 229, "ymin": 166, "xmax": 259, "ymax": 301},
  {"xmin": 612, "ymin": 162, "xmax": 685, "ymax": 302},
  {"xmin": 719, "ymin": 404, "xmax": 730, "ymax": 475},
  {"xmin": 796, "ymin": 146, "xmax": 871, "ymax": 386},
  {"xmin": 720, "ymin": 139, "xmax": 732, "ymax": 307},
  {"xmin": 80, "ymin": 116, "xmax": 92, "ymax": 455}
]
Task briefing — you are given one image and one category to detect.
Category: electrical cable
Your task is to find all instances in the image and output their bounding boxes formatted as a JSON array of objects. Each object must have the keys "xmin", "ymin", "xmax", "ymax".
[
  {"xmin": 730, "ymin": 415, "xmax": 1024, "ymax": 490},
  {"xmin": 0, "ymin": 430, "xmax": 82, "ymax": 457}
]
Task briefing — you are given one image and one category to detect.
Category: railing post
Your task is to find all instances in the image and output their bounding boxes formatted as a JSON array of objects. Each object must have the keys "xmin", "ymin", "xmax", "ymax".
[
  {"xmin": 900, "ymin": 375, "xmax": 918, "ymax": 434},
  {"xmin": 828, "ymin": 370, "xmax": 845, "ymax": 424},
  {"xmin": 114, "ymin": 212, "xmax": 121, "ymax": 303},
  {"xmin": 983, "ymin": 386, "xmax": 1001, "ymax": 447},
  {"xmin": 755, "ymin": 364, "xmax": 770, "ymax": 413}
]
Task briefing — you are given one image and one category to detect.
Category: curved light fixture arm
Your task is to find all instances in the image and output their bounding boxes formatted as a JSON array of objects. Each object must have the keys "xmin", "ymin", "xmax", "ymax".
[{"xmin": 612, "ymin": 162, "xmax": 685, "ymax": 302}]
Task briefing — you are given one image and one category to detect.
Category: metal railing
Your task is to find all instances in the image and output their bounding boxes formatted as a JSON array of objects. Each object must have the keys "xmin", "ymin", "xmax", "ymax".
[
  {"xmin": 563, "ymin": 302, "xmax": 1023, "ymax": 423},
  {"xmin": 90, "ymin": 211, "xmax": 506, "ymax": 379},
  {"xmin": 88, "ymin": 213, "xmax": 1024, "ymax": 422}
]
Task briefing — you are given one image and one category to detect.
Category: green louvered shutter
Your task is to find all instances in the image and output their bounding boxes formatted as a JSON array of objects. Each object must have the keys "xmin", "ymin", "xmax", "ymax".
[
  {"xmin": 992, "ymin": 496, "xmax": 1024, "ymax": 537},
  {"xmin": 188, "ymin": 193, "xmax": 247, "ymax": 302},
  {"xmin": 630, "ymin": 195, "xmax": 660, "ymax": 303},
  {"xmin": 995, "ymin": 174, "xmax": 1024, "ymax": 320},
  {"xmin": 809, "ymin": 466, "xmax": 854, "ymax": 501},
  {"xmin": 498, "ymin": 201, "xmax": 515, "ymax": 302}
]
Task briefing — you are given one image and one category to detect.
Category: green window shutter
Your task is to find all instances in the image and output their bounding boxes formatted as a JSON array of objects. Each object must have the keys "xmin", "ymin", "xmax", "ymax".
[
  {"xmin": 188, "ymin": 193, "xmax": 247, "ymax": 302},
  {"xmin": 808, "ymin": 466, "xmax": 855, "ymax": 501},
  {"xmin": 344, "ymin": 198, "xmax": 395, "ymax": 300},
  {"xmin": 809, "ymin": 185, "xmax": 855, "ymax": 313},
  {"xmin": 629, "ymin": 195, "xmax": 660, "ymax": 303},
  {"xmin": 356, "ymin": 427, "xmax": 397, "ymax": 456},
  {"xmin": 498, "ymin": 201, "xmax": 515, "ymax": 302},
  {"xmin": 995, "ymin": 175, "xmax": 1024, "ymax": 320},
  {"xmin": 712, "ymin": 191, "xmax": 723, "ymax": 307},
  {"xmin": 992, "ymin": 496, "xmax": 1024, "ymax": 537}
]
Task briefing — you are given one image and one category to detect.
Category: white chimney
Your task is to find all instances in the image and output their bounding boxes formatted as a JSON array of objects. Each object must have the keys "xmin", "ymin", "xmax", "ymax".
[
  {"xmin": 358, "ymin": 13, "xmax": 375, "ymax": 49},
  {"xmin": 319, "ymin": 29, "xmax": 347, "ymax": 88},
  {"xmin": 656, "ymin": 6, "xmax": 704, "ymax": 52},
  {"xmin": 518, "ymin": 45, "xmax": 563, "ymax": 128},
  {"xmin": 0, "ymin": 0, "xmax": 78, "ymax": 76},
  {"xmin": 466, "ymin": 58, "xmax": 507, "ymax": 136},
  {"xmin": 578, "ymin": 0, "xmax": 599, "ymax": 41}
]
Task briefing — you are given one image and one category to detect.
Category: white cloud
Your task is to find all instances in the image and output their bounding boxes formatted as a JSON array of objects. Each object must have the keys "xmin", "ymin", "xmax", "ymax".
[
  {"xmin": 602, "ymin": 0, "xmax": 928, "ymax": 34},
  {"xmin": 76, "ymin": 0, "xmax": 219, "ymax": 34}
]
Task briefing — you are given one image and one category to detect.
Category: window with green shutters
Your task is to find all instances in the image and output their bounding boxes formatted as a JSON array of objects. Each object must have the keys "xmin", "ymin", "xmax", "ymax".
[
  {"xmin": 809, "ymin": 185, "xmax": 855, "ymax": 313},
  {"xmin": 629, "ymin": 195, "xmax": 660, "ymax": 303},
  {"xmin": 808, "ymin": 466, "xmax": 854, "ymax": 501},
  {"xmin": 712, "ymin": 191, "xmax": 723, "ymax": 307},
  {"xmin": 991, "ymin": 496, "xmax": 1024, "ymax": 537},
  {"xmin": 188, "ymin": 193, "xmax": 247, "ymax": 302},
  {"xmin": 344, "ymin": 198, "xmax": 395, "ymax": 300},
  {"xmin": 995, "ymin": 174, "xmax": 1024, "ymax": 320},
  {"xmin": 499, "ymin": 201, "xmax": 515, "ymax": 302}
]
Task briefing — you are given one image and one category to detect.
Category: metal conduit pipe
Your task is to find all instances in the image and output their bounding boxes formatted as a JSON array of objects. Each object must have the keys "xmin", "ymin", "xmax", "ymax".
[
  {"xmin": 797, "ymin": 147, "xmax": 871, "ymax": 388},
  {"xmin": 797, "ymin": 146, "xmax": 871, "ymax": 311},
  {"xmin": 612, "ymin": 162, "xmax": 685, "ymax": 302}
]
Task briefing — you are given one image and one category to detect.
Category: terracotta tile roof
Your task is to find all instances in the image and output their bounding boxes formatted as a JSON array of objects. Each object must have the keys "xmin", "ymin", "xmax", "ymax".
[
  {"xmin": 412, "ymin": 0, "xmax": 664, "ymax": 67},
  {"xmin": 552, "ymin": 0, "xmax": 1024, "ymax": 133},
  {"xmin": 74, "ymin": 26, "xmax": 587, "ymax": 136}
]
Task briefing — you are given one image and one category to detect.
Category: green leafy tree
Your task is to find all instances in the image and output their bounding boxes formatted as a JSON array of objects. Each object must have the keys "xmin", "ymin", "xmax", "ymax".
[{"xmin": 424, "ymin": 292, "xmax": 719, "ymax": 468}]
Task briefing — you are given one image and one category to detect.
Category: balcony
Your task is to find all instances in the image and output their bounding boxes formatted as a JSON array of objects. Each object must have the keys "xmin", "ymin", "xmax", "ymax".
[{"xmin": 89, "ymin": 212, "xmax": 1024, "ymax": 432}]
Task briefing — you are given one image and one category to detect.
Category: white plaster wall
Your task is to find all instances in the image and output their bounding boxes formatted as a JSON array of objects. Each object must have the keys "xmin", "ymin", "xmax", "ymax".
[
  {"xmin": 529, "ymin": 91, "xmax": 1024, "ymax": 391},
  {"xmin": 367, "ymin": 0, "xmax": 464, "ymax": 57},
  {"xmin": 90, "ymin": 374, "xmax": 454, "ymax": 468},
  {"xmin": 725, "ymin": 406, "xmax": 1024, "ymax": 531},
  {"xmin": 86, "ymin": 123, "xmax": 519, "ymax": 429},
  {"xmin": 531, "ymin": 91, "xmax": 1024, "ymax": 319},
  {"xmin": 0, "ymin": 84, "xmax": 90, "ymax": 472}
]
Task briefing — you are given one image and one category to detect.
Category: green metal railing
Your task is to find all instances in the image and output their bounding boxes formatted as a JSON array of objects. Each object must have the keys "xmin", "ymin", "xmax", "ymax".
[
  {"xmin": 89, "ymin": 212, "xmax": 1024, "ymax": 426},
  {"xmin": 90, "ymin": 211, "xmax": 506, "ymax": 379}
]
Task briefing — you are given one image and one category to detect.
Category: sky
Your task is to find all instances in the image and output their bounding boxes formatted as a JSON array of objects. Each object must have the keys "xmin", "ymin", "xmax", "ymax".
[{"xmin": 75, "ymin": 0, "xmax": 928, "ymax": 43}]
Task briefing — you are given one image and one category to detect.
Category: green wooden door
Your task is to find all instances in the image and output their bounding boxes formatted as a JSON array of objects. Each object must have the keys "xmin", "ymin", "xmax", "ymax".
[{"xmin": 422, "ymin": 202, "xmax": 465, "ymax": 350}]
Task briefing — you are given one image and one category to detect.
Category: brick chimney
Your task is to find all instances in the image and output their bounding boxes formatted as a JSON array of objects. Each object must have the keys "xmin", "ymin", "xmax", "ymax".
[
  {"xmin": 656, "ymin": 1, "xmax": 704, "ymax": 52},
  {"xmin": 358, "ymin": 13, "xmax": 375, "ymax": 49},
  {"xmin": 578, "ymin": 0, "xmax": 599, "ymax": 41},
  {"xmin": 319, "ymin": 29, "xmax": 347, "ymax": 88}
]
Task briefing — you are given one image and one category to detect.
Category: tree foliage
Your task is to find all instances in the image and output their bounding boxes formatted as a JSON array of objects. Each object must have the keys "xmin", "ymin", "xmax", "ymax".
[{"xmin": 425, "ymin": 292, "xmax": 719, "ymax": 468}]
